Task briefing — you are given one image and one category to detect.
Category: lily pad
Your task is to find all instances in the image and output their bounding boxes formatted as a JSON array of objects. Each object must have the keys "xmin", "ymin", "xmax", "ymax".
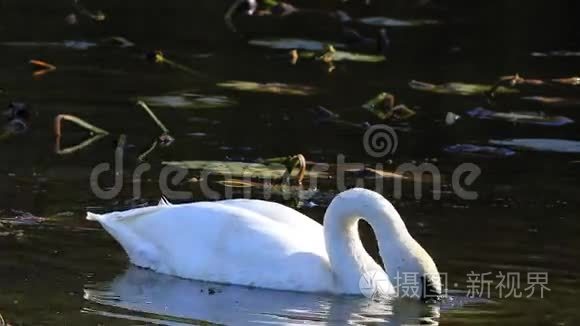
[
  {"xmin": 217, "ymin": 80, "xmax": 315, "ymax": 96},
  {"xmin": 362, "ymin": 92, "xmax": 415, "ymax": 120},
  {"xmin": 466, "ymin": 107, "xmax": 574, "ymax": 126},
  {"xmin": 489, "ymin": 138, "xmax": 580, "ymax": 153},
  {"xmin": 0, "ymin": 40, "xmax": 98, "ymax": 50},
  {"xmin": 531, "ymin": 51, "xmax": 580, "ymax": 57},
  {"xmin": 137, "ymin": 93, "xmax": 237, "ymax": 109},
  {"xmin": 163, "ymin": 160, "xmax": 315, "ymax": 180},
  {"xmin": 249, "ymin": 38, "xmax": 345, "ymax": 51},
  {"xmin": 319, "ymin": 50, "xmax": 385, "ymax": 63},
  {"xmin": 215, "ymin": 179, "xmax": 319, "ymax": 199},
  {"xmin": 358, "ymin": 17, "xmax": 440, "ymax": 27},
  {"xmin": 409, "ymin": 80, "xmax": 518, "ymax": 96}
]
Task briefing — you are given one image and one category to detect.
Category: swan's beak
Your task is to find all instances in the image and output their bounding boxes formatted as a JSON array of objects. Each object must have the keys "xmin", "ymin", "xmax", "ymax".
[{"xmin": 421, "ymin": 275, "xmax": 442, "ymax": 302}]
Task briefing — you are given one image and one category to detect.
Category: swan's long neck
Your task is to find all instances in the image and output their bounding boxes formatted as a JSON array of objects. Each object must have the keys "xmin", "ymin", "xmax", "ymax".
[{"xmin": 323, "ymin": 189, "xmax": 435, "ymax": 296}]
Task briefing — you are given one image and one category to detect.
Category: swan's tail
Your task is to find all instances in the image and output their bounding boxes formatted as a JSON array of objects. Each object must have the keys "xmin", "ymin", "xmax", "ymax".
[{"xmin": 86, "ymin": 212, "xmax": 102, "ymax": 221}]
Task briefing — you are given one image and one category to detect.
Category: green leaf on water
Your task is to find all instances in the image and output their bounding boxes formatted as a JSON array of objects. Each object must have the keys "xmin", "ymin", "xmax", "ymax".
[
  {"xmin": 137, "ymin": 93, "xmax": 237, "ymax": 109},
  {"xmin": 358, "ymin": 17, "xmax": 440, "ymax": 27},
  {"xmin": 217, "ymin": 80, "xmax": 316, "ymax": 96},
  {"xmin": 249, "ymin": 38, "xmax": 346, "ymax": 51},
  {"xmin": 409, "ymin": 80, "xmax": 519, "ymax": 96},
  {"xmin": 324, "ymin": 51, "xmax": 385, "ymax": 63},
  {"xmin": 163, "ymin": 160, "xmax": 318, "ymax": 180},
  {"xmin": 362, "ymin": 92, "xmax": 415, "ymax": 120}
]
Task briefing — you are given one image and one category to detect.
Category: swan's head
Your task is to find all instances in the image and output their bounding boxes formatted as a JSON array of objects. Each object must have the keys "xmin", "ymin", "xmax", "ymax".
[
  {"xmin": 371, "ymin": 193, "xmax": 442, "ymax": 301},
  {"xmin": 326, "ymin": 188, "xmax": 442, "ymax": 300},
  {"xmin": 398, "ymin": 241, "xmax": 442, "ymax": 301}
]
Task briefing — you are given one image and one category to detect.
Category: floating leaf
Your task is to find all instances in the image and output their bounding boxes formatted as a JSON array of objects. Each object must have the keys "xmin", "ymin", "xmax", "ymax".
[
  {"xmin": 409, "ymin": 80, "xmax": 518, "ymax": 96},
  {"xmin": 521, "ymin": 96, "xmax": 580, "ymax": 108},
  {"xmin": 249, "ymin": 38, "xmax": 345, "ymax": 51},
  {"xmin": 163, "ymin": 160, "xmax": 314, "ymax": 180},
  {"xmin": 217, "ymin": 80, "xmax": 315, "ymax": 96},
  {"xmin": 215, "ymin": 179, "xmax": 319, "ymax": 201},
  {"xmin": 489, "ymin": 138, "xmax": 580, "ymax": 153},
  {"xmin": 531, "ymin": 51, "xmax": 580, "ymax": 57},
  {"xmin": 0, "ymin": 210, "xmax": 48, "ymax": 226},
  {"xmin": 137, "ymin": 93, "xmax": 237, "ymax": 110},
  {"xmin": 362, "ymin": 92, "xmax": 415, "ymax": 120},
  {"xmin": 322, "ymin": 50, "xmax": 385, "ymax": 63},
  {"xmin": 295, "ymin": 48, "xmax": 385, "ymax": 63},
  {"xmin": 358, "ymin": 16, "xmax": 440, "ymax": 27},
  {"xmin": 466, "ymin": 107, "xmax": 574, "ymax": 126},
  {"xmin": 0, "ymin": 40, "xmax": 97, "ymax": 50},
  {"xmin": 444, "ymin": 144, "xmax": 516, "ymax": 157}
]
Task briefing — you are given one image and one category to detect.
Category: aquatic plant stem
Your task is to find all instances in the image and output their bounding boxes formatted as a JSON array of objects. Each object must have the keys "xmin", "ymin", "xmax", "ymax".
[
  {"xmin": 54, "ymin": 114, "xmax": 109, "ymax": 137},
  {"xmin": 138, "ymin": 140, "xmax": 158, "ymax": 162},
  {"xmin": 55, "ymin": 134, "xmax": 107, "ymax": 155},
  {"xmin": 224, "ymin": 0, "xmax": 246, "ymax": 32},
  {"xmin": 136, "ymin": 101, "xmax": 170, "ymax": 134}
]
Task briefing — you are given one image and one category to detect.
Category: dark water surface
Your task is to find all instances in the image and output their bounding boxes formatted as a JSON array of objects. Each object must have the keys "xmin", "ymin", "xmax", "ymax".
[{"xmin": 1, "ymin": 1, "xmax": 580, "ymax": 324}]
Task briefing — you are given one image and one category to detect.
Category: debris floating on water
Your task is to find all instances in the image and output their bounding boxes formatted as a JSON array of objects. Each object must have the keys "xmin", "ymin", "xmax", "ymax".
[
  {"xmin": 54, "ymin": 114, "xmax": 109, "ymax": 137},
  {"xmin": 445, "ymin": 112, "xmax": 461, "ymax": 126},
  {"xmin": 489, "ymin": 138, "xmax": 580, "ymax": 153},
  {"xmin": 29, "ymin": 59, "xmax": 56, "ymax": 77},
  {"xmin": 444, "ymin": 144, "xmax": 516, "ymax": 157},
  {"xmin": 466, "ymin": 107, "xmax": 574, "ymax": 126},
  {"xmin": 362, "ymin": 92, "xmax": 415, "ymax": 121},
  {"xmin": 409, "ymin": 80, "xmax": 518, "ymax": 96},
  {"xmin": 217, "ymin": 80, "xmax": 316, "ymax": 96}
]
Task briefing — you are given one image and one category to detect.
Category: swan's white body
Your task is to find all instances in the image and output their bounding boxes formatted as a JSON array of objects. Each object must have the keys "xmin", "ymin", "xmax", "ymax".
[{"xmin": 88, "ymin": 188, "xmax": 440, "ymax": 298}]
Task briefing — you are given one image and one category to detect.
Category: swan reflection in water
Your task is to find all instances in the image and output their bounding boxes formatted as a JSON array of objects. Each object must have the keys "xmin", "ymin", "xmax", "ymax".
[{"xmin": 83, "ymin": 267, "xmax": 442, "ymax": 325}]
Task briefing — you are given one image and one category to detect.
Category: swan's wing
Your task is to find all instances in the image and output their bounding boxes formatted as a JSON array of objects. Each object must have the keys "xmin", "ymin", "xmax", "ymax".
[
  {"xmin": 88, "ymin": 202, "xmax": 333, "ymax": 293},
  {"xmin": 218, "ymin": 199, "xmax": 322, "ymax": 232}
]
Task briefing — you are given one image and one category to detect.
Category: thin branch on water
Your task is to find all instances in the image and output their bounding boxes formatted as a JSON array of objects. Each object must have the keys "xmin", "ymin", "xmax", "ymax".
[
  {"xmin": 55, "ymin": 133, "xmax": 107, "ymax": 155},
  {"xmin": 30, "ymin": 59, "xmax": 57, "ymax": 77},
  {"xmin": 136, "ymin": 101, "xmax": 170, "ymax": 134},
  {"xmin": 224, "ymin": 0, "xmax": 246, "ymax": 32},
  {"xmin": 150, "ymin": 51, "xmax": 205, "ymax": 78},
  {"xmin": 138, "ymin": 139, "xmax": 158, "ymax": 162},
  {"xmin": 54, "ymin": 114, "xmax": 109, "ymax": 137}
]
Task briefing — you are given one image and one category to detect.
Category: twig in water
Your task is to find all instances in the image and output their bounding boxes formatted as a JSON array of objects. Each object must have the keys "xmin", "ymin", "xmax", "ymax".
[
  {"xmin": 30, "ymin": 59, "xmax": 56, "ymax": 77},
  {"xmin": 73, "ymin": 0, "xmax": 106, "ymax": 21},
  {"xmin": 55, "ymin": 133, "xmax": 107, "ymax": 155},
  {"xmin": 224, "ymin": 0, "xmax": 247, "ymax": 33},
  {"xmin": 136, "ymin": 101, "xmax": 170, "ymax": 134},
  {"xmin": 146, "ymin": 50, "xmax": 204, "ymax": 78},
  {"xmin": 54, "ymin": 114, "xmax": 109, "ymax": 137},
  {"xmin": 54, "ymin": 114, "xmax": 108, "ymax": 155},
  {"xmin": 138, "ymin": 140, "xmax": 158, "ymax": 162}
]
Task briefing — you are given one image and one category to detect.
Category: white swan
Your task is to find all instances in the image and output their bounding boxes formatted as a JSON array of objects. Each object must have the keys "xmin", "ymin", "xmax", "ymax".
[{"xmin": 87, "ymin": 188, "xmax": 441, "ymax": 299}]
